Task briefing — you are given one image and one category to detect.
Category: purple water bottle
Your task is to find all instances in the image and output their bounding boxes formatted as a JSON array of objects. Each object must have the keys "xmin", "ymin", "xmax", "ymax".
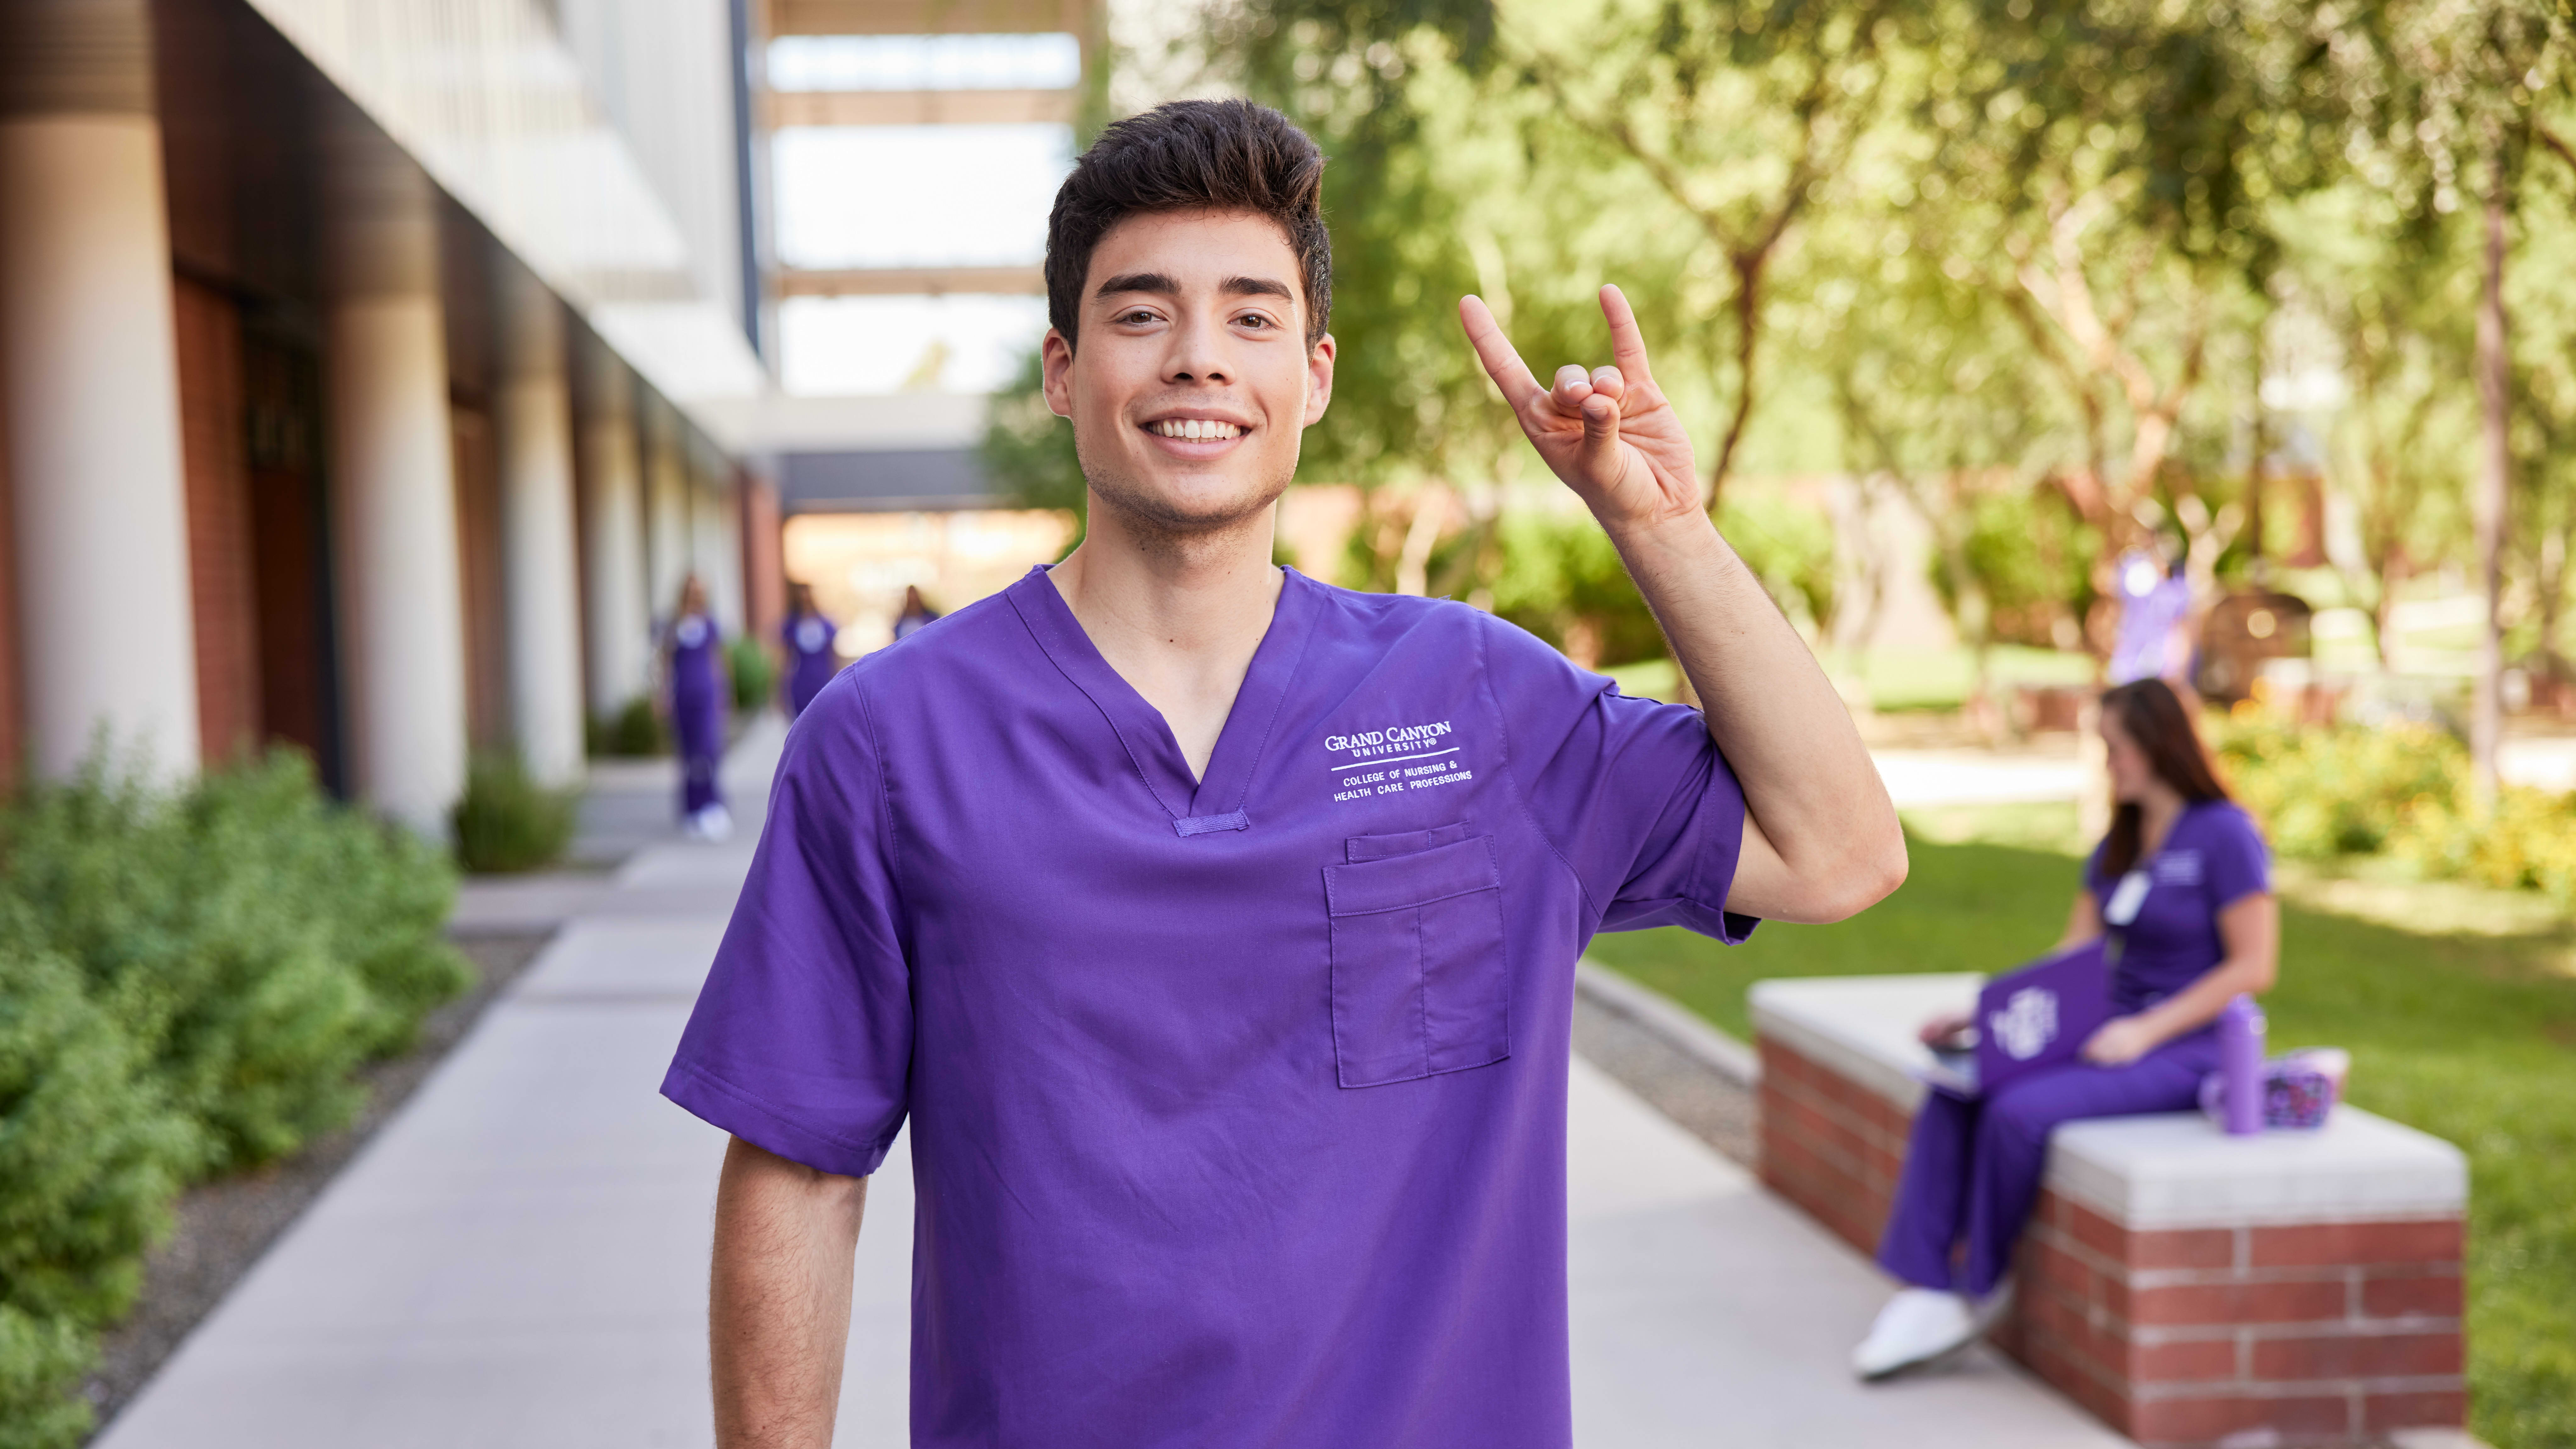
[{"xmin": 2218, "ymin": 995, "xmax": 2266, "ymax": 1136}]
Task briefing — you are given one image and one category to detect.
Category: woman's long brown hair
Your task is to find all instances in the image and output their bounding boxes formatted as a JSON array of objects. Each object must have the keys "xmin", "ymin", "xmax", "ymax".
[{"xmin": 2099, "ymin": 678, "xmax": 2230, "ymax": 878}]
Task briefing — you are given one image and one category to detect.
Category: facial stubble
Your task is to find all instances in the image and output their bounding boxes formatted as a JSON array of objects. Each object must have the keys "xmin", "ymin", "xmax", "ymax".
[{"xmin": 1073, "ymin": 428, "xmax": 1298, "ymax": 561}]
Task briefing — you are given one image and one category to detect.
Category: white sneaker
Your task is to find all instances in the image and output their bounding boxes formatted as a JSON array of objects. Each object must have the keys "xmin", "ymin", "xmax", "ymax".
[
  {"xmin": 694, "ymin": 803, "xmax": 735, "ymax": 842},
  {"xmin": 1852, "ymin": 1287, "xmax": 1981, "ymax": 1381}
]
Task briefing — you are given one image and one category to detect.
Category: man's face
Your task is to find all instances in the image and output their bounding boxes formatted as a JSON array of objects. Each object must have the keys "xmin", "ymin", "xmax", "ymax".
[{"xmin": 1042, "ymin": 208, "xmax": 1333, "ymax": 538}]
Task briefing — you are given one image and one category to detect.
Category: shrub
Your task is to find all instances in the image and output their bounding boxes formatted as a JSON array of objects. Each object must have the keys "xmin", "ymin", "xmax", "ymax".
[
  {"xmin": 2390, "ymin": 787, "xmax": 2576, "ymax": 913},
  {"xmin": 0, "ymin": 941, "xmax": 193, "ymax": 1449},
  {"xmin": 450, "ymin": 753, "xmax": 578, "ymax": 875},
  {"xmin": 2211, "ymin": 716, "xmax": 2576, "ymax": 914},
  {"xmin": 0, "ymin": 945, "xmax": 188, "ymax": 1323},
  {"xmin": 1717, "ymin": 490, "xmax": 1837, "ymax": 638},
  {"xmin": 0, "ymin": 1304, "xmax": 94, "ymax": 1449},
  {"xmin": 0, "ymin": 750, "xmax": 472, "ymax": 1442},
  {"xmin": 728, "ymin": 635, "xmax": 775, "ymax": 714},
  {"xmin": 1489, "ymin": 510, "xmax": 1668, "ymax": 667},
  {"xmin": 587, "ymin": 695, "xmax": 666, "ymax": 758},
  {"xmin": 0, "ymin": 751, "xmax": 471, "ymax": 1171},
  {"xmin": 2210, "ymin": 717, "xmax": 2462, "ymax": 858}
]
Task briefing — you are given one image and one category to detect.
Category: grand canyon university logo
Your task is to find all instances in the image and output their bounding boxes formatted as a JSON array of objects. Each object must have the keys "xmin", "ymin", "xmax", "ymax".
[{"xmin": 1988, "ymin": 987, "xmax": 2060, "ymax": 1062}]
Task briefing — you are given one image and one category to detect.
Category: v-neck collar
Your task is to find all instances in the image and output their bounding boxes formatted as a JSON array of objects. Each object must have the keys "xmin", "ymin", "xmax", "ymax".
[{"xmin": 1007, "ymin": 564, "xmax": 1319, "ymax": 830}]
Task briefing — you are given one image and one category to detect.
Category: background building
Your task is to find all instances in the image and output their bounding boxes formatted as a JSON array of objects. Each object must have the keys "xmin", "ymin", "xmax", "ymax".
[{"xmin": 0, "ymin": 0, "xmax": 1103, "ymax": 830}]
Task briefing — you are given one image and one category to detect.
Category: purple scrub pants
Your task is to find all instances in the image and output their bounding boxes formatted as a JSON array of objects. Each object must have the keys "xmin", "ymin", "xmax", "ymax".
[
  {"xmin": 673, "ymin": 683, "xmax": 725, "ymax": 817},
  {"xmin": 1877, "ymin": 1032, "xmax": 2219, "ymax": 1297}
]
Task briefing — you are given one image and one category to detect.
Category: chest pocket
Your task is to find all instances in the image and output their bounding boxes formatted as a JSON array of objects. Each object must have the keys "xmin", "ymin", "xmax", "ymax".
[{"xmin": 1322, "ymin": 832, "xmax": 1509, "ymax": 1089}]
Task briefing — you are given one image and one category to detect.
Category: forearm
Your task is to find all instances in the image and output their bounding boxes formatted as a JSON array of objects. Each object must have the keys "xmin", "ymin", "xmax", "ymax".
[
  {"xmin": 1605, "ymin": 512, "xmax": 1904, "ymax": 917},
  {"xmin": 711, "ymin": 1136, "xmax": 869, "ymax": 1449},
  {"xmin": 2129, "ymin": 954, "xmax": 2270, "ymax": 1049}
]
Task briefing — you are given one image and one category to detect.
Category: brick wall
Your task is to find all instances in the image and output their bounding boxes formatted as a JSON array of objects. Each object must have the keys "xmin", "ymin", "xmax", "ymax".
[
  {"xmin": 173, "ymin": 275, "xmax": 262, "ymax": 763},
  {"xmin": 1757, "ymin": 1035, "xmax": 2467, "ymax": 1448},
  {"xmin": 739, "ymin": 469, "xmax": 783, "ymax": 655},
  {"xmin": 1757, "ymin": 1035, "xmax": 1908, "ymax": 1257}
]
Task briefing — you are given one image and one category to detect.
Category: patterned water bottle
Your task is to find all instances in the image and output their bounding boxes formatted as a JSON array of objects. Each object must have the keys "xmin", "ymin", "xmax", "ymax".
[{"xmin": 2218, "ymin": 995, "xmax": 2266, "ymax": 1136}]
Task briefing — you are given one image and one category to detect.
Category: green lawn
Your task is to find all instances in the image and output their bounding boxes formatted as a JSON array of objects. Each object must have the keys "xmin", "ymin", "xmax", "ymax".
[{"xmin": 1587, "ymin": 825, "xmax": 2576, "ymax": 1449}]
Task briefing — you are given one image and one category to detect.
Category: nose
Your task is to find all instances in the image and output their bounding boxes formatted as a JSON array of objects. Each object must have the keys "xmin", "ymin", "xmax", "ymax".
[{"xmin": 1163, "ymin": 310, "xmax": 1231, "ymax": 386}]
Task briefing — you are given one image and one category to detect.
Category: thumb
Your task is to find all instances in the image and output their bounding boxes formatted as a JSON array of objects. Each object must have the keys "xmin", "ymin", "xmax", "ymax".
[{"xmin": 1575, "ymin": 393, "xmax": 1623, "ymax": 483}]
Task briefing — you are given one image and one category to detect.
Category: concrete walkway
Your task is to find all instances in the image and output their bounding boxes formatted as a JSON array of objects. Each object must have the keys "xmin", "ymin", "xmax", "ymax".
[{"xmin": 97, "ymin": 730, "xmax": 2125, "ymax": 1448}]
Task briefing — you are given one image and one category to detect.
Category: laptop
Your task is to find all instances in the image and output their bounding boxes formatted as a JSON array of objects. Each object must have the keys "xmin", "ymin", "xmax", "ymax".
[{"xmin": 1919, "ymin": 940, "xmax": 2113, "ymax": 1098}]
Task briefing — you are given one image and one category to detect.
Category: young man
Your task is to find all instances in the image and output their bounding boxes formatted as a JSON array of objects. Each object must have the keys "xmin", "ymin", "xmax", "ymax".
[{"xmin": 663, "ymin": 99, "xmax": 1904, "ymax": 1448}]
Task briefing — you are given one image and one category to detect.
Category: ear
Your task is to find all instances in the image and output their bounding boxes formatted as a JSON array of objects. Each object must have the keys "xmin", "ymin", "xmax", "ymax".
[
  {"xmin": 1302, "ymin": 332, "xmax": 1335, "ymax": 427},
  {"xmin": 1041, "ymin": 328, "xmax": 1076, "ymax": 420}
]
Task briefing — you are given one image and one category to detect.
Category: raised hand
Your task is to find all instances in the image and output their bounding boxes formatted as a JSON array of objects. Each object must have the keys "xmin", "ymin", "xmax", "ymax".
[{"xmin": 1458, "ymin": 285, "xmax": 1704, "ymax": 530}]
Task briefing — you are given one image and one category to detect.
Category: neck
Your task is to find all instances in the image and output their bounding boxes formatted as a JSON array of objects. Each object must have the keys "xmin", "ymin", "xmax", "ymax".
[
  {"xmin": 1049, "ymin": 492, "xmax": 1284, "ymax": 658},
  {"xmin": 2136, "ymin": 786, "xmax": 2187, "ymax": 852}
]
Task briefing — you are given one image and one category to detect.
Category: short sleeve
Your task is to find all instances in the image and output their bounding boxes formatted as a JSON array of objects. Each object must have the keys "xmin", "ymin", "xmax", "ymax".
[
  {"xmin": 1477, "ymin": 615, "xmax": 1756, "ymax": 942},
  {"xmin": 661, "ymin": 676, "xmax": 913, "ymax": 1176},
  {"xmin": 2203, "ymin": 803, "xmax": 2271, "ymax": 908}
]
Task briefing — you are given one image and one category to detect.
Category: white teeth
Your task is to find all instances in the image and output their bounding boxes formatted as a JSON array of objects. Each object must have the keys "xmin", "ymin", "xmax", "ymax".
[{"xmin": 1153, "ymin": 419, "xmax": 1240, "ymax": 440}]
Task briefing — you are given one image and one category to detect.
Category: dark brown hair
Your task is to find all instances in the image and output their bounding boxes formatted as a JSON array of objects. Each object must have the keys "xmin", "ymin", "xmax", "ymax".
[
  {"xmin": 2098, "ymin": 678, "xmax": 2231, "ymax": 877},
  {"xmin": 1043, "ymin": 99, "xmax": 1332, "ymax": 350}
]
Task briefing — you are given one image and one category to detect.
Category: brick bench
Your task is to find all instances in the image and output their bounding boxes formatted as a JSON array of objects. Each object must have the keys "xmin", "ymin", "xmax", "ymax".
[{"xmin": 1750, "ymin": 974, "xmax": 2471, "ymax": 1449}]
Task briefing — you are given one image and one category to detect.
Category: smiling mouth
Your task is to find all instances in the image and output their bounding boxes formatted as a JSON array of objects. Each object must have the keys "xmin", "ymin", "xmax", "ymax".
[{"xmin": 1146, "ymin": 419, "xmax": 1246, "ymax": 441}]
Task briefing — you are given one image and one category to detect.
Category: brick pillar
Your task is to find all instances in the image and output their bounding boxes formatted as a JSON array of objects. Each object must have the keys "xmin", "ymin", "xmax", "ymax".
[
  {"xmin": 173, "ymin": 275, "xmax": 262, "ymax": 764},
  {"xmin": 740, "ymin": 465, "xmax": 784, "ymax": 658}
]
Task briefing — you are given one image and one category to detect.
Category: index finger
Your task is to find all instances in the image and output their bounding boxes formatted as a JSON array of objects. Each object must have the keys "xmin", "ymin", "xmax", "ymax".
[
  {"xmin": 1459, "ymin": 295, "xmax": 1545, "ymax": 413},
  {"xmin": 1598, "ymin": 284, "xmax": 1656, "ymax": 385}
]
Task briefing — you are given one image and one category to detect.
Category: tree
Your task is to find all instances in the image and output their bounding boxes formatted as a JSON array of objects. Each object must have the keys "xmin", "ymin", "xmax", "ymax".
[
  {"xmin": 2346, "ymin": 0, "xmax": 2571, "ymax": 807},
  {"xmin": 1904, "ymin": 0, "xmax": 2367, "ymax": 655}
]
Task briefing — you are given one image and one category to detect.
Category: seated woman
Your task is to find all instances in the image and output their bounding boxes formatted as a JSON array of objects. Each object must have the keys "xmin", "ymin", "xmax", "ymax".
[{"xmin": 1852, "ymin": 677, "xmax": 2279, "ymax": 1381}]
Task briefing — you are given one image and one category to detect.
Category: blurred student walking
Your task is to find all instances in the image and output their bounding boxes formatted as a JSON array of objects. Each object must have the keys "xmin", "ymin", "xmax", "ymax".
[
  {"xmin": 1853, "ymin": 677, "xmax": 2278, "ymax": 1380},
  {"xmin": 781, "ymin": 583, "xmax": 840, "ymax": 720},
  {"xmin": 664, "ymin": 575, "xmax": 731, "ymax": 840}
]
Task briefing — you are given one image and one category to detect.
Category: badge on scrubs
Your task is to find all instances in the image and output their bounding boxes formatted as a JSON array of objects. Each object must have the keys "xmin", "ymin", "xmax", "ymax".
[{"xmin": 2103, "ymin": 869, "xmax": 2151, "ymax": 926}]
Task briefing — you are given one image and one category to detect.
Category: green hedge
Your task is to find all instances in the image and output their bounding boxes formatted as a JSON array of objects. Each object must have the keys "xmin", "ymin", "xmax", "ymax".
[
  {"xmin": 2212, "ymin": 717, "xmax": 2576, "ymax": 911},
  {"xmin": 728, "ymin": 635, "xmax": 775, "ymax": 714},
  {"xmin": 451, "ymin": 753, "xmax": 578, "ymax": 875},
  {"xmin": 0, "ymin": 751, "xmax": 470, "ymax": 1448},
  {"xmin": 586, "ymin": 695, "xmax": 667, "ymax": 758}
]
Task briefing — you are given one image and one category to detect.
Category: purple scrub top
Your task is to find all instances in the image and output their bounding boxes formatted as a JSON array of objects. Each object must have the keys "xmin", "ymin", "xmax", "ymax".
[
  {"xmin": 668, "ymin": 613, "xmax": 726, "ymax": 758},
  {"xmin": 783, "ymin": 611, "xmax": 838, "ymax": 716},
  {"xmin": 664, "ymin": 566, "xmax": 1755, "ymax": 1448},
  {"xmin": 2084, "ymin": 800, "xmax": 2270, "ymax": 1015}
]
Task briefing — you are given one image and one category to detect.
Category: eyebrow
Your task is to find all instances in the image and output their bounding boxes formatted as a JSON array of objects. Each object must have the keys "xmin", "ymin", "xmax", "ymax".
[{"xmin": 1093, "ymin": 272, "xmax": 1297, "ymax": 304}]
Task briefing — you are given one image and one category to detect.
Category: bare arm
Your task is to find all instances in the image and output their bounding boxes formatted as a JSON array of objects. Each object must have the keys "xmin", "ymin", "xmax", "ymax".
[
  {"xmin": 711, "ymin": 1135, "xmax": 869, "ymax": 1449},
  {"xmin": 2082, "ymin": 892, "xmax": 2279, "ymax": 1065},
  {"xmin": 2057, "ymin": 890, "xmax": 2105, "ymax": 951},
  {"xmin": 1460, "ymin": 287, "xmax": 1905, "ymax": 923}
]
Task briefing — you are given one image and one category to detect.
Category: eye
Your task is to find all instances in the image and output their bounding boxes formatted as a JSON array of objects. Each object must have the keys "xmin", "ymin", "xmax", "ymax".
[
  {"xmin": 1236, "ymin": 312, "xmax": 1277, "ymax": 330},
  {"xmin": 1115, "ymin": 308, "xmax": 1160, "ymax": 325}
]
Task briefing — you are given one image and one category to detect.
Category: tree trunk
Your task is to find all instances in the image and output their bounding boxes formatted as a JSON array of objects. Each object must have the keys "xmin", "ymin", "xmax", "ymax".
[
  {"xmin": 2470, "ymin": 191, "xmax": 2511, "ymax": 816},
  {"xmin": 1705, "ymin": 252, "xmax": 1767, "ymax": 513}
]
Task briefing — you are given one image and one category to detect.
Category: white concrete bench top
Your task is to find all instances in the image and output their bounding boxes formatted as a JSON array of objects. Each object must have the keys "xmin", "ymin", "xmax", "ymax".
[{"xmin": 1749, "ymin": 975, "xmax": 2467, "ymax": 1230}]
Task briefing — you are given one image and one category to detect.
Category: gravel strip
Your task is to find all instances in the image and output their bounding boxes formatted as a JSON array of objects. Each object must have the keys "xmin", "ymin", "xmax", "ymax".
[
  {"xmin": 80, "ymin": 930, "xmax": 554, "ymax": 1436},
  {"xmin": 1572, "ymin": 986, "xmax": 1759, "ymax": 1167}
]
